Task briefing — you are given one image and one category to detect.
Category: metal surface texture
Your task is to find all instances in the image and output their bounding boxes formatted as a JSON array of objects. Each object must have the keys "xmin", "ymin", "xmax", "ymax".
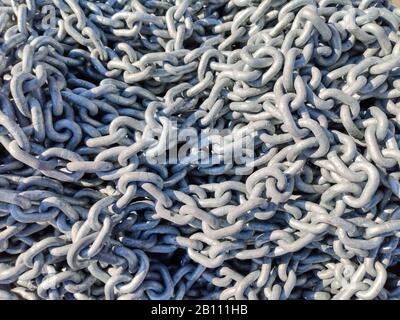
[{"xmin": 0, "ymin": 0, "xmax": 400, "ymax": 300}]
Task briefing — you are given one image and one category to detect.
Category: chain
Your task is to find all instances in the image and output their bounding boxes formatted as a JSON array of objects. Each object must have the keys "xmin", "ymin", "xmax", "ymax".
[{"xmin": 0, "ymin": 0, "xmax": 400, "ymax": 300}]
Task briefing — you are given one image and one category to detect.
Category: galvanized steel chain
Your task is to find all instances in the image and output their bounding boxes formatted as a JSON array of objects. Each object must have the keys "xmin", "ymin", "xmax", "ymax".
[{"xmin": 0, "ymin": 0, "xmax": 400, "ymax": 300}]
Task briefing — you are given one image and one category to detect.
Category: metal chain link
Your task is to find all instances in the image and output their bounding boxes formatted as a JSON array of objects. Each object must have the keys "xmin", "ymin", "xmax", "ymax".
[{"xmin": 0, "ymin": 0, "xmax": 400, "ymax": 300}]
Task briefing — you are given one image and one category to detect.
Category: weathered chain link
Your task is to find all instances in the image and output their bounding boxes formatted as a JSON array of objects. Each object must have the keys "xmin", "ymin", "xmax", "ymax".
[{"xmin": 0, "ymin": 0, "xmax": 400, "ymax": 300}]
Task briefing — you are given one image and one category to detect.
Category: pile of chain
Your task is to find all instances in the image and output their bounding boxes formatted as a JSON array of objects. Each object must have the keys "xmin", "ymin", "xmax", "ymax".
[{"xmin": 0, "ymin": 0, "xmax": 400, "ymax": 300}]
